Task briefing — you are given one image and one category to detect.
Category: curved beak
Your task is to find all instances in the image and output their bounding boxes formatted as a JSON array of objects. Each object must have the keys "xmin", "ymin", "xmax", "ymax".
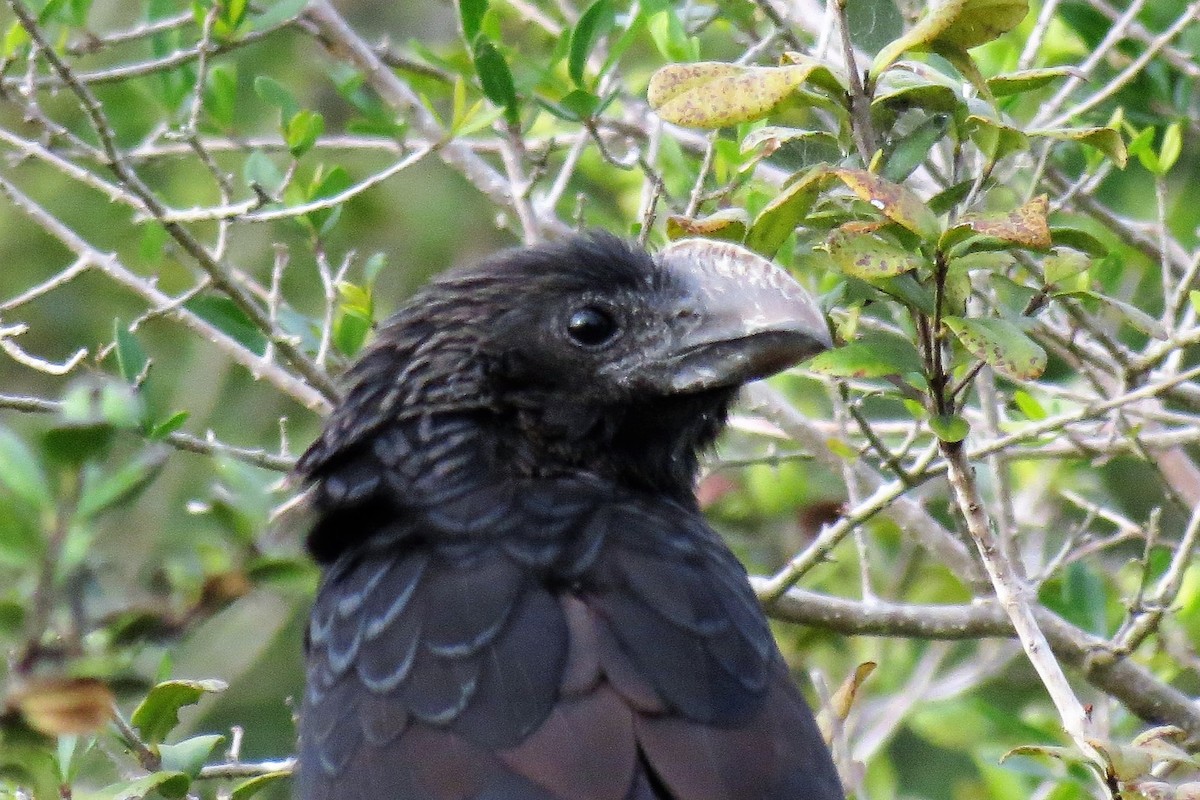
[{"xmin": 641, "ymin": 239, "xmax": 831, "ymax": 394}]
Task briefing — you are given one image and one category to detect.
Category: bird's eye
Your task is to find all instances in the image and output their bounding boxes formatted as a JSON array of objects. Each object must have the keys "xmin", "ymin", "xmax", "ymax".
[{"xmin": 566, "ymin": 306, "xmax": 618, "ymax": 348}]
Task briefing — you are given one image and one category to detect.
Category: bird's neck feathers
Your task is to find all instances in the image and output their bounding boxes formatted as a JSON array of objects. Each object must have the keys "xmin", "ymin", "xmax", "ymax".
[
  {"xmin": 501, "ymin": 388, "xmax": 736, "ymax": 502},
  {"xmin": 352, "ymin": 333, "xmax": 737, "ymax": 502}
]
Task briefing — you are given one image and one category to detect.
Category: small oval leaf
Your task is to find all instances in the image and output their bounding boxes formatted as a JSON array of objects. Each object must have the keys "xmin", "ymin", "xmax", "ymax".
[
  {"xmin": 944, "ymin": 316, "xmax": 1046, "ymax": 379},
  {"xmin": 745, "ymin": 165, "xmax": 832, "ymax": 256},
  {"xmin": 986, "ymin": 66, "xmax": 1080, "ymax": 97},
  {"xmin": 871, "ymin": 0, "xmax": 1029, "ymax": 77},
  {"xmin": 131, "ymin": 678, "xmax": 228, "ymax": 743},
  {"xmin": 929, "ymin": 413, "xmax": 970, "ymax": 442},
  {"xmin": 833, "ymin": 168, "xmax": 941, "ymax": 240},
  {"xmin": 828, "ymin": 225, "xmax": 925, "ymax": 280},
  {"xmin": 568, "ymin": 0, "xmax": 615, "ymax": 88},
  {"xmin": 648, "ymin": 62, "xmax": 816, "ymax": 128},
  {"xmin": 1029, "ymin": 126, "xmax": 1127, "ymax": 169},
  {"xmin": 871, "ymin": 66, "xmax": 961, "ymax": 113},
  {"xmin": 807, "ymin": 333, "xmax": 925, "ymax": 379},
  {"xmin": 1042, "ymin": 248, "xmax": 1091, "ymax": 285},
  {"xmin": 1054, "ymin": 290, "xmax": 1168, "ymax": 340},
  {"xmin": 942, "ymin": 194, "xmax": 1050, "ymax": 251},
  {"xmin": 1049, "ymin": 224, "xmax": 1109, "ymax": 258},
  {"xmin": 473, "ymin": 36, "xmax": 518, "ymax": 125}
]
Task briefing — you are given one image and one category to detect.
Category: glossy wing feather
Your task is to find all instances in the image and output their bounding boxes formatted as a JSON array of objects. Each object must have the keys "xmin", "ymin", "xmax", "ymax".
[{"xmin": 298, "ymin": 422, "xmax": 842, "ymax": 800}]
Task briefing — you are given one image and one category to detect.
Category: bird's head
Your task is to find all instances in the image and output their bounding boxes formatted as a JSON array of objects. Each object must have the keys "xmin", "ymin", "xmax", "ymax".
[{"xmin": 303, "ymin": 232, "xmax": 830, "ymax": 501}]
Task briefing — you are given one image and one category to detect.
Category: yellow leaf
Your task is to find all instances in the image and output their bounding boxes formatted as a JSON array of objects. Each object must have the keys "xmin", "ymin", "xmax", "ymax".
[
  {"xmin": 833, "ymin": 168, "xmax": 941, "ymax": 240},
  {"xmin": 648, "ymin": 62, "xmax": 816, "ymax": 128},
  {"xmin": 15, "ymin": 676, "xmax": 114, "ymax": 736}
]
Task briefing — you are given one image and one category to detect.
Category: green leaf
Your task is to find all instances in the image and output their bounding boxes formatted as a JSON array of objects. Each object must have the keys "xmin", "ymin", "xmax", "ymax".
[
  {"xmin": 965, "ymin": 114, "xmax": 1029, "ymax": 162},
  {"xmin": 3, "ymin": 20, "xmax": 30, "ymax": 58},
  {"xmin": 874, "ymin": 272, "xmax": 937, "ymax": 314},
  {"xmin": 68, "ymin": 0, "xmax": 92, "ymax": 23},
  {"xmin": 44, "ymin": 379, "xmax": 144, "ymax": 465},
  {"xmin": 90, "ymin": 771, "xmax": 191, "ymax": 800},
  {"xmin": 42, "ymin": 425, "xmax": 115, "ymax": 465},
  {"xmin": 184, "ymin": 295, "xmax": 268, "ymax": 355},
  {"xmin": 232, "ymin": 771, "xmax": 291, "ymax": 800},
  {"xmin": 882, "ymin": 113, "xmax": 951, "ymax": 182},
  {"xmin": 741, "ymin": 126, "xmax": 837, "ymax": 154},
  {"xmin": 1190, "ymin": 289, "xmax": 1200, "ymax": 314},
  {"xmin": 777, "ymin": 51, "xmax": 848, "ymax": 93},
  {"xmin": 303, "ymin": 164, "xmax": 354, "ymax": 233},
  {"xmin": 148, "ymin": 411, "xmax": 190, "ymax": 440},
  {"xmin": 284, "ymin": 109, "xmax": 324, "ymax": 158},
  {"xmin": 214, "ymin": 0, "xmax": 249, "ymax": 39},
  {"xmin": 113, "ymin": 320, "xmax": 148, "ymax": 385},
  {"xmin": 569, "ymin": 0, "xmax": 615, "ymax": 88},
  {"xmin": 333, "ymin": 309, "xmax": 372, "ymax": 357},
  {"xmin": 131, "ymin": 679, "xmax": 228, "ymax": 744},
  {"xmin": 56, "ymin": 378, "xmax": 142, "ymax": 430},
  {"xmin": 248, "ymin": 0, "xmax": 309, "ymax": 30},
  {"xmin": 744, "ymin": 166, "xmax": 830, "ymax": 256},
  {"xmin": 645, "ymin": 7, "xmax": 697, "ymax": 63},
  {"xmin": 870, "ymin": 66, "xmax": 961, "ymax": 113},
  {"xmin": 558, "ymin": 89, "xmax": 603, "ymax": 120},
  {"xmin": 337, "ymin": 282, "xmax": 373, "ymax": 316},
  {"xmin": 986, "ymin": 66, "xmax": 1078, "ymax": 97},
  {"xmin": 929, "ymin": 413, "xmax": 970, "ymax": 442},
  {"xmin": 833, "ymin": 168, "xmax": 940, "ymax": 240},
  {"xmin": 253, "ymin": 75, "xmax": 298, "ymax": 121},
  {"xmin": 948, "ymin": 251, "xmax": 1015, "ymax": 273},
  {"xmin": 746, "ymin": 166, "xmax": 832, "ymax": 256},
  {"xmin": 937, "ymin": 44, "xmax": 993, "ymax": 98},
  {"xmin": 246, "ymin": 555, "xmax": 317, "ymax": 589},
  {"xmin": 205, "ymin": 63, "xmax": 237, "ymax": 128},
  {"xmin": 828, "ymin": 226, "xmax": 925, "ymax": 279},
  {"xmin": 1049, "ymin": 224, "xmax": 1108, "ymax": 258},
  {"xmin": 943, "ymin": 264, "xmax": 973, "ymax": 317},
  {"xmin": 1054, "ymin": 290, "xmax": 1168, "ymax": 340},
  {"xmin": 648, "ymin": 61, "xmax": 827, "ymax": 129},
  {"xmin": 159, "ymin": 734, "xmax": 224, "ymax": 778},
  {"xmin": 458, "ymin": 0, "xmax": 487, "ymax": 43},
  {"xmin": 57, "ymin": 736, "xmax": 83, "ymax": 783},
  {"xmin": 1042, "ymin": 248, "xmax": 1090, "ymax": 285},
  {"xmin": 38, "ymin": 0, "xmax": 69, "ymax": 23},
  {"xmin": 1159, "ymin": 122, "xmax": 1182, "ymax": 174},
  {"xmin": 871, "ymin": 0, "xmax": 1029, "ymax": 78},
  {"xmin": 807, "ymin": 333, "xmax": 925, "ymax": 378},
  {"xmin": 825, "ymin": 438, "xmax": 859, "ymax": 460},
  {"xmin": 665, "ymin": 209, "xmax": 749, "ymax": 242},
  {"xmin": 243, "ymin": 150, "xmax": 285, "ymax": 194},
  {"xmin": 1029, "ymin": 126, "xmax": 1127, "ymax": 169},
  {"xmin": 928, "ymin": 180, "xmax": 974, "ymax": 215},
  {"xmin": 0, "ymin": 425, "xmax": 53, "ymax": 509},
  {"xmin": 1013, "ymin": 389, "xmax": 1046, "ymax": 420},
  {"xmin": 943, "ymin": 316, "xmax": 1046, "ymax": 380},
  {"xmin": 989, "ymin": 274, "xmax": 1038, "ymax": 316},
  {"xmin": 473, "ymin": 36, "xmax": 519, "ymax": 126},
  {"xmin": 999, "ymin": 744, "xmax": 1082, "ymax": 765},
  {"xmin": 77, "ymin": 450, "xmax": 167, "ymax": 520},
  {"xmin": 363, "ymin": 252, "xmax": 388, "ymax": 284},
  {"xmin": 1061, "ymin": 560, "xmax": 1107, "ymax": 635},
  {"xmin": 0, "ymin": 498, "xmax": 41, "ymax": 568}
]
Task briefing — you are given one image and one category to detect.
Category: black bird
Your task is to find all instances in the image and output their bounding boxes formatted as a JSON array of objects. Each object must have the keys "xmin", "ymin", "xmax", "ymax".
[{"xmin": 294, "ymin": 233, "xmax": 842, "ymax": 800}]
